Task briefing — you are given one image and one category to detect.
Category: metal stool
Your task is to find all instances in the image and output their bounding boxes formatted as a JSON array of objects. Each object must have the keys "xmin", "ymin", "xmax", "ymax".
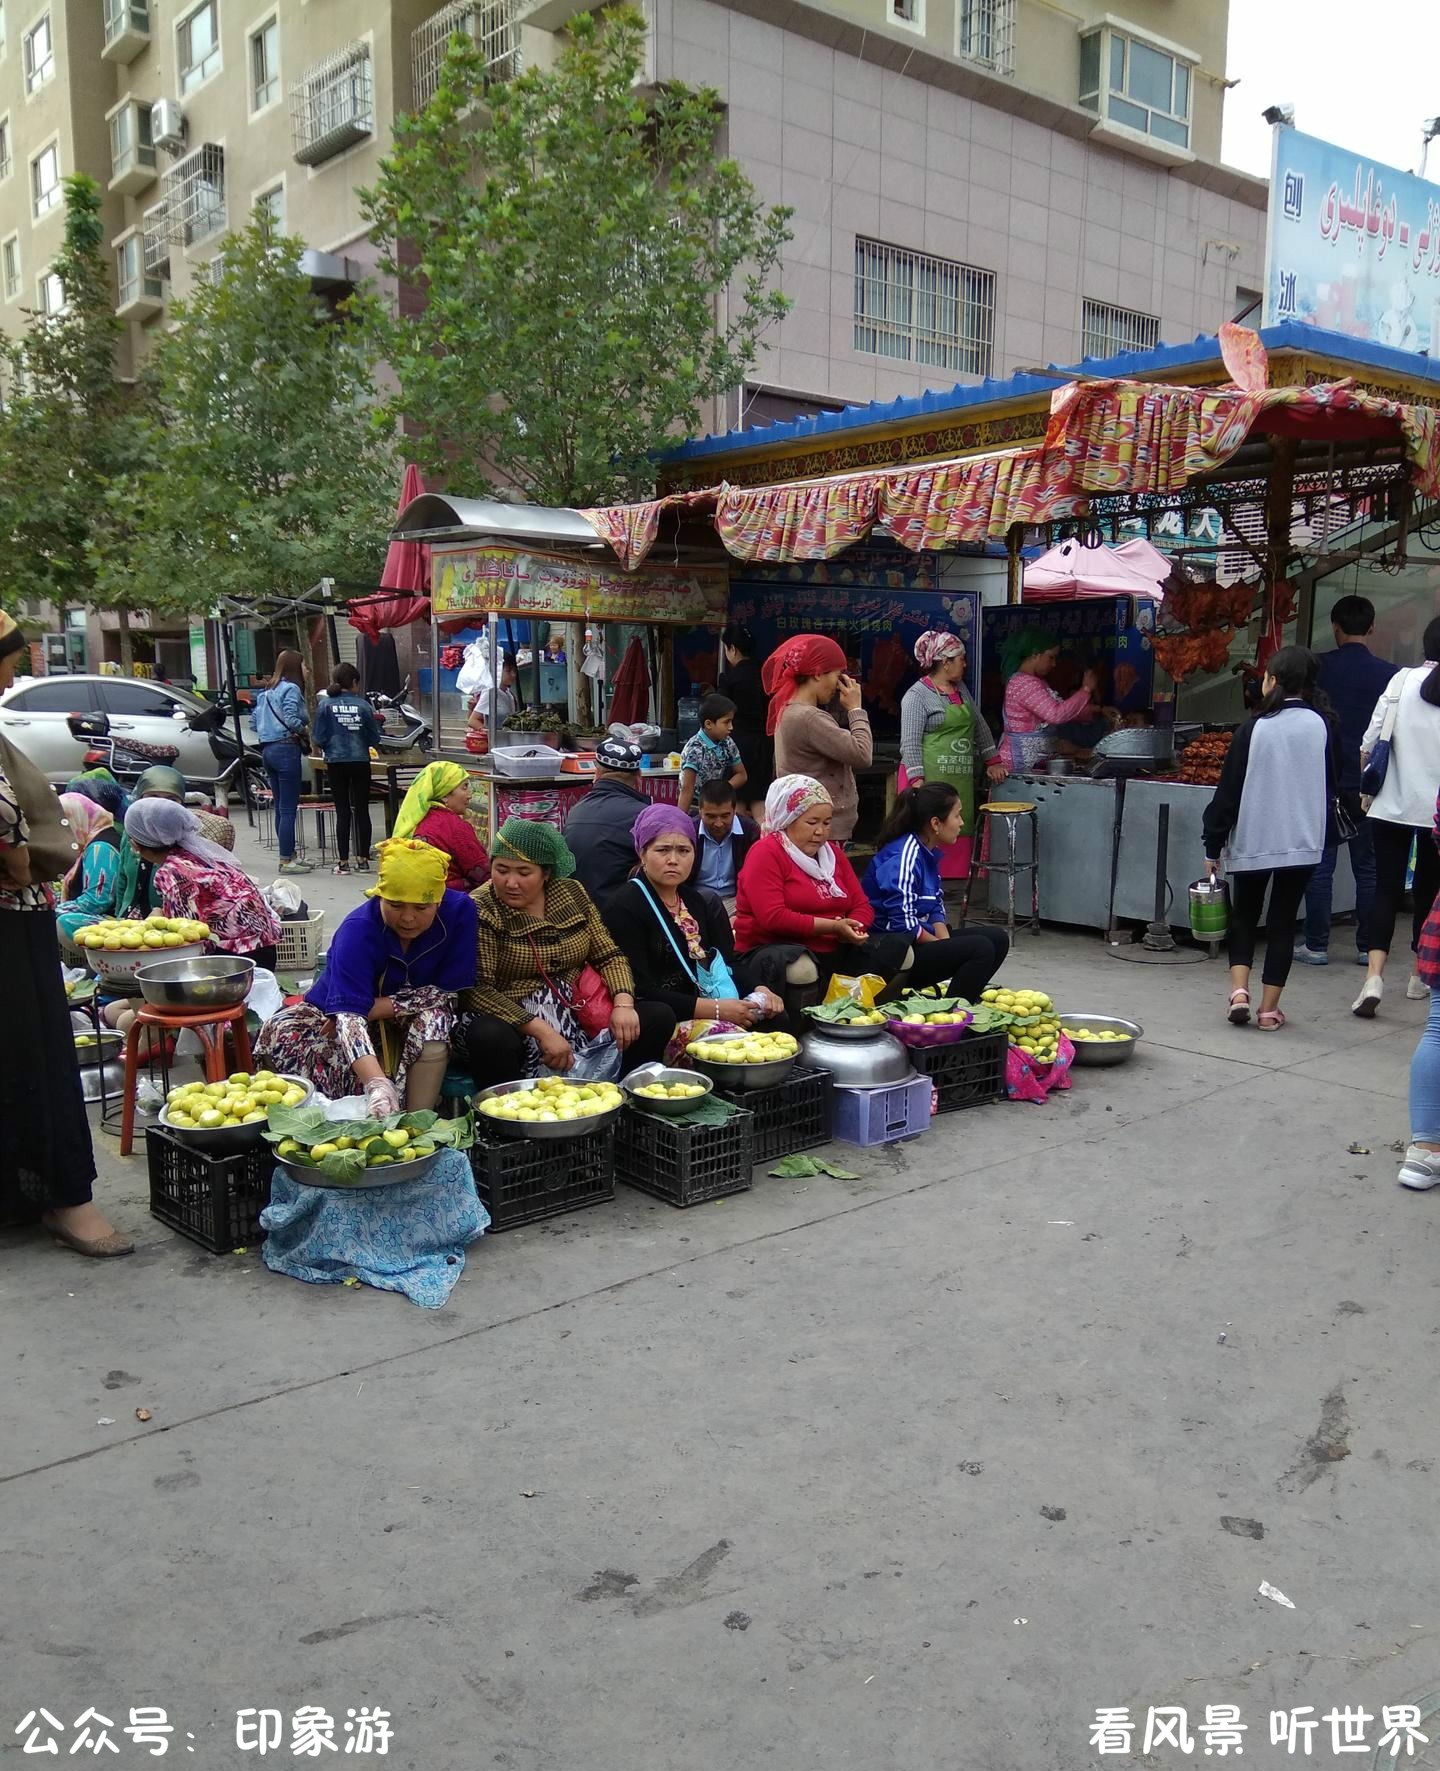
[
  {"xmin": 961, "ymin": 802, "xmax": 1040, "ymax": 937},
  {"xmin": 118, "ymin": 1001, "xmax": 253, "ymax": 1156}
]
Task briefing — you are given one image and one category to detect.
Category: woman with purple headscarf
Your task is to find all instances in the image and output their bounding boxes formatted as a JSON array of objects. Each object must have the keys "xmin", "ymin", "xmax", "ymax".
[
  {"xmin": 603, "ymin": 802, "xmax": 784, "ymax": 1038},
  {"xmin": 123, "ymin": 798, "xmax": 282, "ymax": 967}
]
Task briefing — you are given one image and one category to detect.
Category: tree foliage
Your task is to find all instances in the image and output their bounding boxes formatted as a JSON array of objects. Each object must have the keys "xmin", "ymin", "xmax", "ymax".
[
  {"xmin": 364, "ymin": 4, "xmax": 791, "ymax": 507},
  {"xmin": 95, "ymin": 215, "xmax": 396, "ymax": 614}
]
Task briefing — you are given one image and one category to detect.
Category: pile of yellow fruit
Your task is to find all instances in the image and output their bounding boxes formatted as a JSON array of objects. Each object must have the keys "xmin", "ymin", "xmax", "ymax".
[
  {"xmin": 74, "ymin": 913, "xmax": 210, "ymax": 951},
  {"xmin": 1063, "ymin": 1025, "xmax": 1132, "ymax": 1044},
  {"xmin": 898, "ymin": 1010, "xmax": 968, "ymax": 1026},
  {"xmin": 165, "ymin": 1069, "xmax": 306, "ymax": 1129},
  {"xmin": 480, "ymin": 1077, "xmax": 623, "ymax": 1124},
  {"xmin": 633, "ymin": 1080, "xmax": 709, "ymax": 1100},
  {"xmin": 276, "ymin": 1125, "xmax": 435, "ymax": 1168},
  {"xmin": 982, "ymin": 985, "xmax": 1062, "ymax": 1064},
  {"xmin": 687, "ymin": 1032, "xmax": 798, "ymax": 1064}
]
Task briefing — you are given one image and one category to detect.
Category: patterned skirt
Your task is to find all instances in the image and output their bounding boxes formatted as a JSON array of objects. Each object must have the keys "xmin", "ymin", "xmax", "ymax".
[{"xmin": 255, "ymin": 999, "xmax": 455, "ymax": 1101}]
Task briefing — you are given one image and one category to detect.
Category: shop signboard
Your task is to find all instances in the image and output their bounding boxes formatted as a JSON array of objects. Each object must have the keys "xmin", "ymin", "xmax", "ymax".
[
  {"xmin": 432, "ymin": 544, "xmax": 729, "ymax": 626},
  {"xmin": 1263, "ymin": 124, "xmax": 1440, "ymax": 354}
]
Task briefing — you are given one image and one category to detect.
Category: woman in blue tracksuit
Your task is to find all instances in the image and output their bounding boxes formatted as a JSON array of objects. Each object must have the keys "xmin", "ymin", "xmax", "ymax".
[
  {"xmin": 252, "ymin": 649, "xmax": 311, "ymax": 873},
  {"xmin": 863, "ymin": 782, "xmax": 1010, "ymax": 999}
]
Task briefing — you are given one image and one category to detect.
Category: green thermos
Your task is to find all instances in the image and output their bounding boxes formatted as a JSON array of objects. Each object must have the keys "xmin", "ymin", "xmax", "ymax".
[{"xmin": 1189, "ymin": 876, "xmax": 1229, "ymax": 941}]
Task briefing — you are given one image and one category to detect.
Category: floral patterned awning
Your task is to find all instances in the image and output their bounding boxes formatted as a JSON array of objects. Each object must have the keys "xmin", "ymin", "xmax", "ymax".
[{"xmin": 581, "ymin": 331, "xmax": 1440, "ymax": 570}]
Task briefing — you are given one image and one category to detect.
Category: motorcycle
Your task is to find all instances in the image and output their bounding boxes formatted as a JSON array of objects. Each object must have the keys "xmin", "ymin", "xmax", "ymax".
[
  {"xmin": 365, "ymin": 677, "xmax": 433, "ymax": 755},
  {"xmin": 184, "ymin": 694, "xmax": 269, "ymax": 802},
  {"xmin": 67, "ymin": 711, "xmax": 181, "ymax": 789}
]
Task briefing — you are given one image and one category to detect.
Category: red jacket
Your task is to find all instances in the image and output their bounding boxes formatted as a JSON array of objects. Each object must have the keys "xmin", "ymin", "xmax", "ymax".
[
  {"xmin": 415, "ymin": 806, "xmax": 491, "ymax": 893},
  {"xmin": 733, "ymin": 833, "xmax": 874, "ymax": 953}
]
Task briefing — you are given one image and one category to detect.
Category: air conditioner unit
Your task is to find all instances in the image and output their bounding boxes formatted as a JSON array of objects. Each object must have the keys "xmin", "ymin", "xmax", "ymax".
[{"xmin": 152, "ymin": 98, "xmax": 186, "ymax": 155}]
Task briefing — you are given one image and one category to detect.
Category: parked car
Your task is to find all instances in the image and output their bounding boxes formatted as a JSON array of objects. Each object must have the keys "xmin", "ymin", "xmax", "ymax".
[{"xmin": 0, "ymin": 674, "xmax": 258, "ymax": 785}]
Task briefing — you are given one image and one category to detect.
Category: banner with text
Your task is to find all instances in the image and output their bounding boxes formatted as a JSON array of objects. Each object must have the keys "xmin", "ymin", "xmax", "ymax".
[{"xmin": 432, "ymin": 545, "xmax": 730, "ymax": 626}]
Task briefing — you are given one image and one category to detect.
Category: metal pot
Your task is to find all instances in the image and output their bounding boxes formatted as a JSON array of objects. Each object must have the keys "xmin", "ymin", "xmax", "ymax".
[
  {"xmin": 137, "ymin": 954, "xmax": 255, "ymax": 1009},
  {"xmin": 799, "ymin": 1027, "xmax": 914, "ymax": 1088},
  {"xmin": 1188, "ymin": 877, "xmax": 1229, "ymax": 941}
]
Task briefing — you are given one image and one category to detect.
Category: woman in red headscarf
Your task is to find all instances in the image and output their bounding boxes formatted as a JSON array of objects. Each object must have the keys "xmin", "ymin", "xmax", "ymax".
[{"xmin": 763, "ymin": 634, "xmax": 871, "ymax": 844}]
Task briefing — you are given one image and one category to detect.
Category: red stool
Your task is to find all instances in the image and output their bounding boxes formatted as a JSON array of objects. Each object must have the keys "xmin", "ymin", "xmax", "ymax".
[{"xmin": 119, "ymin": 1002, "xmax": 253, "ymax": 1156}]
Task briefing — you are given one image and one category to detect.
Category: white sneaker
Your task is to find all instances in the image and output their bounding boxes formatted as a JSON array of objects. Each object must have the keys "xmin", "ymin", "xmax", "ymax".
[
  {"xmin": 1399, "ymin": 1146, "xmax": 1440, "ymax": 1190},
  {"xmin": 1352, "ymin": 975, "xmax": 1383, "ymax": 1018},
  {"xmin": 1407, "ymin": 974, "xmax": 1429, "ymax": 1001}
]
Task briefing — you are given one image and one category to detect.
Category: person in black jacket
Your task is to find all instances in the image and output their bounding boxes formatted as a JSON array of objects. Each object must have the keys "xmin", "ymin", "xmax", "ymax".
[
  {"xmin": 687, "ymin": 778, "xmax": 761, "ymax": 908},
  {"xmin": 605, "ymin": 802, "xmax": 784, "ymax": 1030},
  {"xmin": 719, "ymin": 624, "xmax": 773, "ymax": 816},
  {"xmin": 562, "ymin": 738, "xmax": 652, "ymax": 907}
]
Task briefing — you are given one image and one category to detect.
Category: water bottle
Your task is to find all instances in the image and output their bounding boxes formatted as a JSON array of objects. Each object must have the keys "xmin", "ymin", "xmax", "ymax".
[
  {"xmin": 1188, "ymin": 876, "xmax": 1228, "ymax": 942},
  {"xmin": 676, "ymin": 684, "xmax": 703, "ymax": 744}
]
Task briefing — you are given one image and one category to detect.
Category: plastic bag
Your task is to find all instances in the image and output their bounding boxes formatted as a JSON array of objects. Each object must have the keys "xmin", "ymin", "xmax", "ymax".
[
  {"xmin": 263, "ymin": 878, "xmax": 305, "ymax": 918},
  {"xmin": 247, "ymin": 966, "xmax": 284, "ymax": 1023},
  {"xmin": 569, "ymin": 1031, "xmax": 623, "ymax": 1082},
  {"xmin": 1004, "ymin": 1034, "xmax": 1075, "ymax": 1103},
  {"xmin": 456, "ymin": 638, "xmax": 490, "ymax": 701},
  {"xmin": 821, "ymin": 972, "xmax": 886, "ymax": 1010}
]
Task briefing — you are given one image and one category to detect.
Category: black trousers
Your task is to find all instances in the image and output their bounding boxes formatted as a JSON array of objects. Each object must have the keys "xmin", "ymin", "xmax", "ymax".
[
  {"xmin": 891, "ymin": 926, "xmax": 1010, "ymax": 999},
  {"xmin": 737, "ymin": 933, "xmax": 913, "ymax": 996},
  {"xmin": 1227, "ymin": 866, "xmax": 1314, "ymax": 987},
  {"xmin": 327, "ymin": 759, "xmax": 374, "ymax": 863},
  {"xmin": 461, "ymin": 1002, "xmax": 676, "ymax": 1089},
  {"xmin": 1369, "ymin": 817, "xmax": 1440, "ymax": 957}
]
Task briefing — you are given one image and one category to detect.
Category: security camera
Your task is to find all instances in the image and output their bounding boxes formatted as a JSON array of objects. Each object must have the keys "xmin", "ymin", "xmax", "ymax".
[{"xmin": 1261, "ymin": 103, "xmax": 1296, "ymax": 126}]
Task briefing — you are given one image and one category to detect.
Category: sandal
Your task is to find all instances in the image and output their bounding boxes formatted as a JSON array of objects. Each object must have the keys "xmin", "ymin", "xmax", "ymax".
[
  {"xmin": 1227, "ymin": 989, "xmax": 1251, "ymax": 1025},
  {"xmin": 1257, "ymin": 1008, "xmax": 1287, "ymax": 1031},
  {"xmin": 332, "ymin": 862, "xmax": 351, "ymax": 876}
]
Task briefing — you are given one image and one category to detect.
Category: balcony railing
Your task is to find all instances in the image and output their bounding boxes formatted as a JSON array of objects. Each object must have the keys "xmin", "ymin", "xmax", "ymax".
[
  {"xmin": 157, "ymin": 144, "xmax": 226, "ymax": 250},
  {"xmin": 411, "ymin": 0, "xmax": 520, "ymax": 111},
  {"xmin": 291, "ymin": 43, "xmax": 374, "ymax": 167}
]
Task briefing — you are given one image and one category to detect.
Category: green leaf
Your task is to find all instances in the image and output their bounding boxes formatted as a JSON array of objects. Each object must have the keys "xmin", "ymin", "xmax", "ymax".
[
  {"xmin": 767, "ymin": 1155, "xmax": 860, "ymax": 1181},
  {"xmin": 264, "ymin": 1104, "xmax": 333, "ymax": 1145}
]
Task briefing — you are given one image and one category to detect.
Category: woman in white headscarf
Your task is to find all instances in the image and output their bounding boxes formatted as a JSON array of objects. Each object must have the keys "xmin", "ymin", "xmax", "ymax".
[{"xmin": 123, "ymin": 799, "xmax": 282, "ymax": 967}]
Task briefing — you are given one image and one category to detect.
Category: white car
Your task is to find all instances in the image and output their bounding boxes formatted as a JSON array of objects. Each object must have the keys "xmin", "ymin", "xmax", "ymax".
[{"xmin": 0, "ymin": 674, "xmax": 258, "ymax": 785}]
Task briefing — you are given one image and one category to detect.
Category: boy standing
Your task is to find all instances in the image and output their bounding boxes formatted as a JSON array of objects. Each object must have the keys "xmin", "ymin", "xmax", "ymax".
[{"xmin": 678, "ymin": 694, "xmax": 748, "ymax": 813}]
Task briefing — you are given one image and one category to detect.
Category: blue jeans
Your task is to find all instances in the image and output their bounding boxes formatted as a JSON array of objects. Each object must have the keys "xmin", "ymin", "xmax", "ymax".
[
  {"xmin": 262, "ymin": 739, "xmax": 301, "ymax": 859},
  {"xmin": 1302, "ymin": 821, "xmax": 1376, "ymax": 953},
  {"xmin": 1410, "ymin": 986, "xmax": 1440, "ymax": 1141}
]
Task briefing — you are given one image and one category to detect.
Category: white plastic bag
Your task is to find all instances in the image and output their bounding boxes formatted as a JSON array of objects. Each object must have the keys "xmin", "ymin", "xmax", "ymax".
[
  {"xmin": 263, "ymin": 878, "xmax": 305, "ymax": 917},
  {"xmin": 456, "ymin": 637, "xmax": 491, "ymax": 701},
  {"xmin": 247, "ymin": 966, "xmax": 284, "ymax": 1023}
]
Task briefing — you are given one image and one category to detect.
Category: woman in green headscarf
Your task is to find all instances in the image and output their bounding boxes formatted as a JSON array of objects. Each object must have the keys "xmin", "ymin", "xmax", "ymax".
[
  {"xmin": 459, "ymin": 818, "xmax": 674, "ymax": 1090},
  {"xmin": 393, "ymin": 761, "xmax": 491, "ymax": 892}
]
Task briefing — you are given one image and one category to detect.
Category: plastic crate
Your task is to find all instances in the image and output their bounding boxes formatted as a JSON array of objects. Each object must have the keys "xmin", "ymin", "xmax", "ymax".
[
  {"xmin": 712, "ymin": 1064, "xmax": 833, "ymax": 1164},
  {"xmin": 146, "ymin": 1125, "xmax": 271, "ymax": 1253},
  {"xmin": 614, "ymin": 1105, "xmax": 755, "ymax": 1208},
  {"xmin": 832, "ymin": 1075, "xmax": 933, "ymax": 1146},
  {"xmin": 274, "ymin": 913, "xmax": 325, "ymax": 973},
  {"xmin": 469, "ymin": 1125, "xmax": 615, "ymax": 1230},
  {"xmin": 908, "ymin": 1029, "xmax": 1007, "ymax": 1115}
]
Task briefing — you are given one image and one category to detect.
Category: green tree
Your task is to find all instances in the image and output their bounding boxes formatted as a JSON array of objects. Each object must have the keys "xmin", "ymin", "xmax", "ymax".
[
  {"xmin": 0, "ymin": 174, "xmax": 154, "ymax": 643},
  {"xmin": 98, "ymin": 214, "xmax": 396, "ymax": 616},
  {"xmin": 364, "ymin": 4, "xmax": 791, "ymax": 507}
]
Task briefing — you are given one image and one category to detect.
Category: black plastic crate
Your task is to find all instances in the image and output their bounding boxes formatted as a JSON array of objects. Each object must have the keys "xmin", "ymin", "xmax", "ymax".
[
  {"xmin": 469, "ymin": 1125, "xmax": 615, "ymax": 1230},
  {"xmin": 146, "ymin": 1125, "xmax": 271, "ymax": 1254},
  {"xmin": 614, "ymin": 1106, "xmax": 755, "ymax": 1208},
  {"xmin": 714, "ymin": 1064, "xmax": 833, "ymax": 1164},
  {"xmin": 909, "ymin": 1030, "xmax": 1007, "ymax": 1114}
]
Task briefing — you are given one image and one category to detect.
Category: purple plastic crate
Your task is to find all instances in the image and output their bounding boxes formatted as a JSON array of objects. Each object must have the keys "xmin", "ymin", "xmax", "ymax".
[{"xmin": 831, "ymin": 1075, "xmax": 933, "ymax": 1146}]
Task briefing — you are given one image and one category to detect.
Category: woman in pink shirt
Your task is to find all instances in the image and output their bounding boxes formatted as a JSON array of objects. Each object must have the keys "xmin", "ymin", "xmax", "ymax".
[{"xmin": 997, "ymin": 628, "xmax": 1101, "ymax": 774}]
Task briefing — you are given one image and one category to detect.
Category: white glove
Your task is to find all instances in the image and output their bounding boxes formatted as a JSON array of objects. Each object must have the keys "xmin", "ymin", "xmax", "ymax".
[{"xmin": 363, "ymin": 1076, "xmax": 401, "ymax": 1119}]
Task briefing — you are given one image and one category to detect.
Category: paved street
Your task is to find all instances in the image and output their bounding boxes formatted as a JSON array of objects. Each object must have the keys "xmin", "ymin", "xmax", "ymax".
[{"xmin": 5, "ymin": 817, "xmax": 1439, "ymax": 1769}]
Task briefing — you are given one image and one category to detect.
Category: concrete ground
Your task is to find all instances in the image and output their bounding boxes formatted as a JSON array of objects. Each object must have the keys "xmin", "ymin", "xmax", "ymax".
[{"xmin": 5, "ymin": 815, "xmax": 1440, "ymax": 1770}]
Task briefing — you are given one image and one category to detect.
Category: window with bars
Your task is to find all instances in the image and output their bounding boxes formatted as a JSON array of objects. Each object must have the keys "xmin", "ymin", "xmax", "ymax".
[
  {"xmin": 291, "ymin": 42, "xmax": 373, "ymax": 166},
  {"xmin": 2, "ymin": 236, "xmax": 20, "ymax": 303},
  {"xmin": 854, "ymin": 238, "xmax": 995, "ymax": 376},
  {"xmin": 1079, "ymin": 24, "xmax": 1191, "ymax": 149},
  {"xmin": 30, "ymin": 142, "xmax": 59, "ymax": 219},
  {"xmin": 158, "ymin": 143, "xmax": 226, "ymax": 248},
  {"xmin": 24, "ymin": 14, "xmax": 53, "ymax": 92},
  {"xmin": 177, "ymin": 0, "xmax": 221, "ymax": 94},
  {"xmin": 957, "ymin": 0, "xmax": 1015, "ymax": 76},
  {"xmin": 250, "ymin": 16, "xmax": 279, "ymax": 112},
  {"xmin": 1081, "ymin": 299, "xmax": 1160, "ymax": 359},
  {"xmin": 411, "ymin": 1, "xmax": 521, "ymax": 111}
]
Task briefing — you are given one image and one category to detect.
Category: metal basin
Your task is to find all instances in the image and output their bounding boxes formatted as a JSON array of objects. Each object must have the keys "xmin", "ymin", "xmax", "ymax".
[
  {"xmin": 80, "ymin": 1061, "xmax": 124, "ymax": 1104},
  {"xmin": 73, "ymin": 1028, "xmax": 122, "ymax": 1068},
  {"xmin": 137, "ymin": 955, "xmax": 255, "ymax": 1009},
  {"xmin": 1059, "ymin": 1012, "xmax": 1143, "ymax": 1066},
  {"xmin": 687, "ymin": 1033, "xmax": 796, "ymax": 1092},
  {"xmin": 622, "ymin": 1065, "xmax": 714, "ymax": 1117},
  {"xmin": 159, "ymin": 1075, "xmax": 313, "ymax": 1152},
  {"xmin": 800, "ymin": 1027, "xmax": 913, "ymax": 1087},
  {"xmin": 276, "ymin": 1146, "xmax": 445, "ymax": 1189},
  {"xmin": 801, "ymin": 1009, "xmax": 889, "ymax": 1041},
  {"xmin": 476, "ymin": 1078, "xmax": 626, "ymax": 1140}
]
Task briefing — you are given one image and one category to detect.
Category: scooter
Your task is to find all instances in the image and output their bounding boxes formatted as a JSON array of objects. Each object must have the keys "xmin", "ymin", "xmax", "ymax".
[
  {"xmin": 365, "ymin": 677, "xmax": 433, "ymax": 754},
  {"xmin": 67, "ymin": 712, "xmax": 181, "ymax": 788},
  {"xmin": 184, "ymin": 694, "xmax": 269, "ymax": 802}
]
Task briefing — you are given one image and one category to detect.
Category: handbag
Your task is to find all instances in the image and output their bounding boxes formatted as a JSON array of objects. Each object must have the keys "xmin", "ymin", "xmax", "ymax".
[
  {"xmin": 1359, "ymin": 670, "xmax": 1407, "ymax": 807},
  {"xmin": 1328, "ymin": 793, "xmax": 1362, "ymax": 845},
  {"xmin": 636, "ymin": 879, "xmax": 740, "ymax": 1002},
  {"xmin": 0, "ymin": 732, "xmax": 80, "ymax": 885},
  {"xmin": 525, "ymin": 932, "xmax": 613, "ymax": 1039}
]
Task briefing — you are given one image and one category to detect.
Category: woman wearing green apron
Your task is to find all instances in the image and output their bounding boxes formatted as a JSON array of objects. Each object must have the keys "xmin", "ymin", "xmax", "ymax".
[{"xmin": 898, "ymin": 631, "xmax": 1006, "ymax": 882}]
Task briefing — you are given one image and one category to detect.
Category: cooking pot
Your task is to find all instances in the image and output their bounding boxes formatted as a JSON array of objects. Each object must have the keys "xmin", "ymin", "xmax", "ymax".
[{"xmin": 799, "ymin": 1027, "xmax": 914, "ymax": 1087}]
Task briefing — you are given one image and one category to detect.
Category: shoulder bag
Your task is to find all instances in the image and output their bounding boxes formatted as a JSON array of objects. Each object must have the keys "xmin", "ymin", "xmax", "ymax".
[
  {"xmin": 524, "ymin": 931, "xmax": 613, "ymax": 1038},
  {"xmin": 1359, "ymin": 670, "xmax": 1408, "ymax": 808},
  {"xmin": 0, "ymin": 732, "xmax": 80, "ymax": 884},
  {"xmin": 636, "ymin": 879, "xmax": 740, "ymax": 1002}
]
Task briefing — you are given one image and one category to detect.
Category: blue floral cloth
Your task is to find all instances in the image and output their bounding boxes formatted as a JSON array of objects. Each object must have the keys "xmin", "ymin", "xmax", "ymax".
[{"xmin": 260, "ymin": 1147, "xmax": 489, "ymax": 1309}]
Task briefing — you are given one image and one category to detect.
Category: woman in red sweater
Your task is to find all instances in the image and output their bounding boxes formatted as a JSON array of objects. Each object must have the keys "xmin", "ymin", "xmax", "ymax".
[
  {"xmin": 734, "ymin": 775, "xmax": 910, "ymax": 995},
  {"xmin": 392, "ymin": 761, "xmax": 492, "ymax": 894}
]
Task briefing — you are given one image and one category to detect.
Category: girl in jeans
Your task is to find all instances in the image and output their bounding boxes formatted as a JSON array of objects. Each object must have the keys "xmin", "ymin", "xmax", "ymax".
[
  {"xmin": 1202, "ymin": 647, "xmax": 1340, "ymax": 1031},
  {"xmin": 253, "ymin": 649, "xmax": 311, "ymax": 873},
  {"xmin": 312, "ymin": 663, "xmax": 381, "ymax": 875},
  {"xmin": 1399, "ymin": 789, "xmax": 1440, "ymax": 1188}
]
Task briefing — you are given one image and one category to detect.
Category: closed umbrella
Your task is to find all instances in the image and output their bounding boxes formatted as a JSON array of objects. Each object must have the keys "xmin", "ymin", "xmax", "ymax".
[{"xmin": 349, "ymin": 464, "xmax": 432, "ymax": 640}]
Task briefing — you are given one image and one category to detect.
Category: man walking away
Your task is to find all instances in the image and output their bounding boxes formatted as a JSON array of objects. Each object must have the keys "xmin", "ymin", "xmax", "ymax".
[{"xmin": 1295, "ymin": 595, "xmax": 1397, "ymax": 966}]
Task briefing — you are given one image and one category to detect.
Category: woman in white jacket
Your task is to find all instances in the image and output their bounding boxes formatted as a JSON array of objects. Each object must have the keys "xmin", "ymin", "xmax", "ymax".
[{"xmin": 1354, "ymin": 615, "xmax": 1440, "ymax": 1017}]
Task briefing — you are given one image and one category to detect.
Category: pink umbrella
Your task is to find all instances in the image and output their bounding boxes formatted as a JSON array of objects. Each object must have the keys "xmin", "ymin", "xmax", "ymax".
[
  {"xmin": 1023, "ymin": 537, "xmax": 1166, "ymax": 603},
  {"xmin": 350, "ymin": 463, "xmax": 431, "ymax": 640}
]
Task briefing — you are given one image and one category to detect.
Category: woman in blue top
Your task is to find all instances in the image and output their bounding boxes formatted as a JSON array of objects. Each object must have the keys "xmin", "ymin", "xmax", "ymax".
[
  {"xmin": 252, "ymin": 649, "xmax": 311, "ymax": 874},
  {"xmin": 863, "ymin": 782, "xmax": 1009, "ymax": 1000},
  {"xmin": 312, "ymin": 662, "xmax": 383, "ymax": 876}
]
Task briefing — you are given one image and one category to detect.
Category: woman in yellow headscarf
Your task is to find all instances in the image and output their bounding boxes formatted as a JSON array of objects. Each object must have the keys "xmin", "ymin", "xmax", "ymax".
[
  {"xmin": 392, "ymin": 760, "xmax": 491, "ymax": 893},
  {"xmin": 254, "ymin": 839, "xmax": 479, "ymax": 1115}
]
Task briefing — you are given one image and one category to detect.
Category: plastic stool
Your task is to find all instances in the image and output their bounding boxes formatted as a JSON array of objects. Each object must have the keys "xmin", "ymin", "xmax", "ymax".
[
  {"xmin": 960, "ymin": 801, "xmax": 1040, "ymax": 937},
  {"xmin": 119, "ymin": 1001, "xmax": 254, "ymax": 1156},
  {"xmin": 440, "ymin": 1066, "xmax": 477, "ymax": 1119}
]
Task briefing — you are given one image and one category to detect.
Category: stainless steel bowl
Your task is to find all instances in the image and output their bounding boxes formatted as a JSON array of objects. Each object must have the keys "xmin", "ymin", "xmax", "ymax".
[
  {"xmin": 686, "ymin": 1033, "xmax": 797, "ymax": 1092},
  {"xmin": 159, "ymin": 1074, "xmax": 314, "ymax": 1152},
  {"xmin": 137, "ymin": 954, "xmax": 255, "ymax": 1009},
  {"xmin": 621, "ymin": 1064, "xmax": 715, "ymax": 1117},
  {"xmin": 801, "ymin": 1009, "xmax": 889, "ymax": 1042},
  {"xmin": 1059, "ymin": 1012, "xmax": 1143, "ymax": 1066},
  {"xmin": 80, "ymin": 1061, "xmax": 125, "ymax": 1104},
  {"xmin": 73, "ymin": 1028, "xmax": 122, "ymax": 1068},
  {"xmin": 276, "ymin": 1145, "xmax": 445, "ymax": 1189},
  {"xmin": 799, "ymin": 1027, "xmax": 914, "ymax": 1087},
  {"xmin": 475, "ymin": 1077, "xmax": 626, "ymax": 1140}
]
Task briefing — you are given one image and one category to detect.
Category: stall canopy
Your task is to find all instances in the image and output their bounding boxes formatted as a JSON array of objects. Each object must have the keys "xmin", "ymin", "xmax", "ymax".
[
  {"xmin": 1023, "ymin": 537, "xmax": 1168, "ymax": 602},
  {"xmin": 578, "ymin": 328, "xmax": 1440, "ymax": 569},
  {"xmin": 348, "ymin": 464, "xmax": 432, "ymax": 641}
]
